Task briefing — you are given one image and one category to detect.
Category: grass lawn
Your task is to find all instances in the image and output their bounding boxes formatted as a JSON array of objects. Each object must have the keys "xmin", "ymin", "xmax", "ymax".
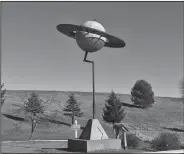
[
  {"xmin": 1, "ymin": 141, "xmax": 68, "ymax": 153},
  {"xmin": 1, "ymin": 140, "xmax": 146, "ymax": 153},
  {"xmin": 1, "ymin": 90, "xmax": 184, "ymax": 153}
]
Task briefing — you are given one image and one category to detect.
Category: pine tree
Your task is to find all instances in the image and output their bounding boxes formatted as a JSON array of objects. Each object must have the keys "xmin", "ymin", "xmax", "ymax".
[
  {"xmin": 63, "ymin": 93, "xmax": 83, "ymax": 124},
  {"xmin": 102, "ymin": 90, "xmax": 126, "ymax": 124},
  {"xmin": 23, "ymin": 92, "xmax": 44, "ymax": 140},
  {"xmin": 131, "ymin": 80, "xmax": 155, "ymax": 108},
  {"xmin": 1, "ymin": 83, "xmax": 6, "ymax": 107},
  {"xmin": 6, "ymin": 91, "xmax": 55, "ymax": 140}
]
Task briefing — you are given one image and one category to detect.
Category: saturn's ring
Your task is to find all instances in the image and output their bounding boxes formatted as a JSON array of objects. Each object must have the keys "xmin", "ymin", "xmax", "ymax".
[{"xmin": 56, "ymin": 24, "xmax": 126, "ymax": 48}]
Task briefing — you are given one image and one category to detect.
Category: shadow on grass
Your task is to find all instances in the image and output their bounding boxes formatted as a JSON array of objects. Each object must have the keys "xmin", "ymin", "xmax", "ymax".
[
  {"xmin": 42, "ymin": 147, "xmax": 86, "ymax": 153},
  {"xmin": 162, "ymin": 126, "xmax": 184, "ymax": 132},
  {"xmin": 2, "ymin": 113, "xmax": 29, "ymax": 122},
  {"xmin": 2, "ymin": 113, "xmax": 85, "ymax": 130},
  {"xmin": 121, "ymin": 102, "xmax": 144, "ymax": 109},
  {"xmin": 41, "ymin": 147, "xmax": 148, "ymax": 153}
]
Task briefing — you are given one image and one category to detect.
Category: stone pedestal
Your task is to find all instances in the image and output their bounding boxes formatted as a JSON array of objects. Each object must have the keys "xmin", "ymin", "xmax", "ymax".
[
  {"xmin": 67, "ymin": 119, "xmax": 122, "ymax": 152},
  {"xmin": 68, "ymin": 138, "xmax": 121, "ymax": 152}
]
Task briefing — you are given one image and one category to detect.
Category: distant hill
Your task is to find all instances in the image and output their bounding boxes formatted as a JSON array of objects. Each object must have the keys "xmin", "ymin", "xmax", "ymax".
[{"xmin": 1, "ymin": 90, "xmax": 183, "ymax": 143}]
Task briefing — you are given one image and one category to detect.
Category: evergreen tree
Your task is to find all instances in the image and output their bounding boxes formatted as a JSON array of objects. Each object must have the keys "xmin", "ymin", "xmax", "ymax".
[
  {"xmin": 23, "ymin": 92, "xmax": 44, "ymax": 140},
  {"xmin": 102, "ymin": 91, "xmax": 126, "ymax": 124},
  {"xmin": 63, "ymin": 93, "xmax": 83, "ymax": 124},
  {"xmin": 1, "ymin": 83, "xmax": 6, "ymax": 107},
  {"xmin": 131, "ymin": 80, "xmax": 155, "ymax": 108},
  {"xmin": 6, "ymin": 92, "xmax": 56, "ymax": 140}
]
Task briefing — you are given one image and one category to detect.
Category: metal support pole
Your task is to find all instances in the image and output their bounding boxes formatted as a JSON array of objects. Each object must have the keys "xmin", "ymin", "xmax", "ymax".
[
  {"xmin": 84, "ymin": 52, "xmax": 95, "ymax": 119},
  {"xmin": 92, "ymin": 62, "xmax": 95, "ymax": 119},
  {"xmin": 124, "ymin": 131, "xmax": 127, "ymax": 149}
]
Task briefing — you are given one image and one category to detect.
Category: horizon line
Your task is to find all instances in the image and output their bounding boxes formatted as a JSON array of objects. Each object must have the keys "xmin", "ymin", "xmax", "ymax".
[{"xmin": 5, "ymin": 89, "xmax": 182, "ymax": 99}]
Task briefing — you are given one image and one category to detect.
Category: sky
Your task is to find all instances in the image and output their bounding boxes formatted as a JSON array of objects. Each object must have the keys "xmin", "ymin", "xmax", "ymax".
[{"xmin": 1, "ymin": 2, "xmax": 183, "ymax": 97}]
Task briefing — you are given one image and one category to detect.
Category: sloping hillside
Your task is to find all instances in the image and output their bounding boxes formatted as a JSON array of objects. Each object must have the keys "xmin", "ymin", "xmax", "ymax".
[{"xmin": 1, "ymin": 90, "xmax": 183, "ymax": 143}]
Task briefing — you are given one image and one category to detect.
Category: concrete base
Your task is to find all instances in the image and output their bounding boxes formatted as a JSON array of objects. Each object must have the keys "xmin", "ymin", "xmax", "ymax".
[{"xmin": 68, "ymin": 138, "xmax": 122, "ymax": 152}]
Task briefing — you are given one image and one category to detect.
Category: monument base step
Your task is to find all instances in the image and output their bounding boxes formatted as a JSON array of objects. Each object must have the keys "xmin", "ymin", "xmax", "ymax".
[{"xmin": 68, "ymin": 138, "xmax": 122, "ymax": 152}]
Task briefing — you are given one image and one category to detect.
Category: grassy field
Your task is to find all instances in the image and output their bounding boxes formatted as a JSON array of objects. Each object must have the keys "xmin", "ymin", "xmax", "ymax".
[
  {"xmin": 1, "ymin": 90, "xmax": 184, "ymax": 146},
  {"xmin": 1, "ymin": 140, "xmax": 147, "ymax": 153},
  {"xmin": 1, "ymin": 141, "xmax": 68, "ymax": 153}
]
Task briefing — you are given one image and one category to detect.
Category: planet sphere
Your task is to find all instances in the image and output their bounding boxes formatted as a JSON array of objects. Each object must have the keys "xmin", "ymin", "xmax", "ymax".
[{"xmin": 75, "ymin": 21, "xmax": 107, "ymax": 53}]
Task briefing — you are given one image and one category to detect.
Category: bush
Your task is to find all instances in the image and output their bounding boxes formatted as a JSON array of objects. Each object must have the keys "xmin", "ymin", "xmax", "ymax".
[
  {"xmin": 151, "ymin": 132, "xmax": 181, "ymax": 151},
  {"xmin": 121, "ymin": 133, "xmax": 140, "ymax": 148},
  {"xmin": 131, "ymin": 80, "xmax": 155, "ymax": 109}
]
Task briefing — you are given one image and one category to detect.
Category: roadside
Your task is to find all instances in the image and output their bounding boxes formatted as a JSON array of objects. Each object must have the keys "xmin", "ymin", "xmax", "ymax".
[
  {"xmin": 2, "ymin": 140, "xmax": 183, "ymax": 153},
  {"xmin": 1, "ymin": 140, "xmax": 144, "ymax": 153},
  {"xmin": 1, "ymin": 140, "xmax": 68, "ymax": 153}
]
